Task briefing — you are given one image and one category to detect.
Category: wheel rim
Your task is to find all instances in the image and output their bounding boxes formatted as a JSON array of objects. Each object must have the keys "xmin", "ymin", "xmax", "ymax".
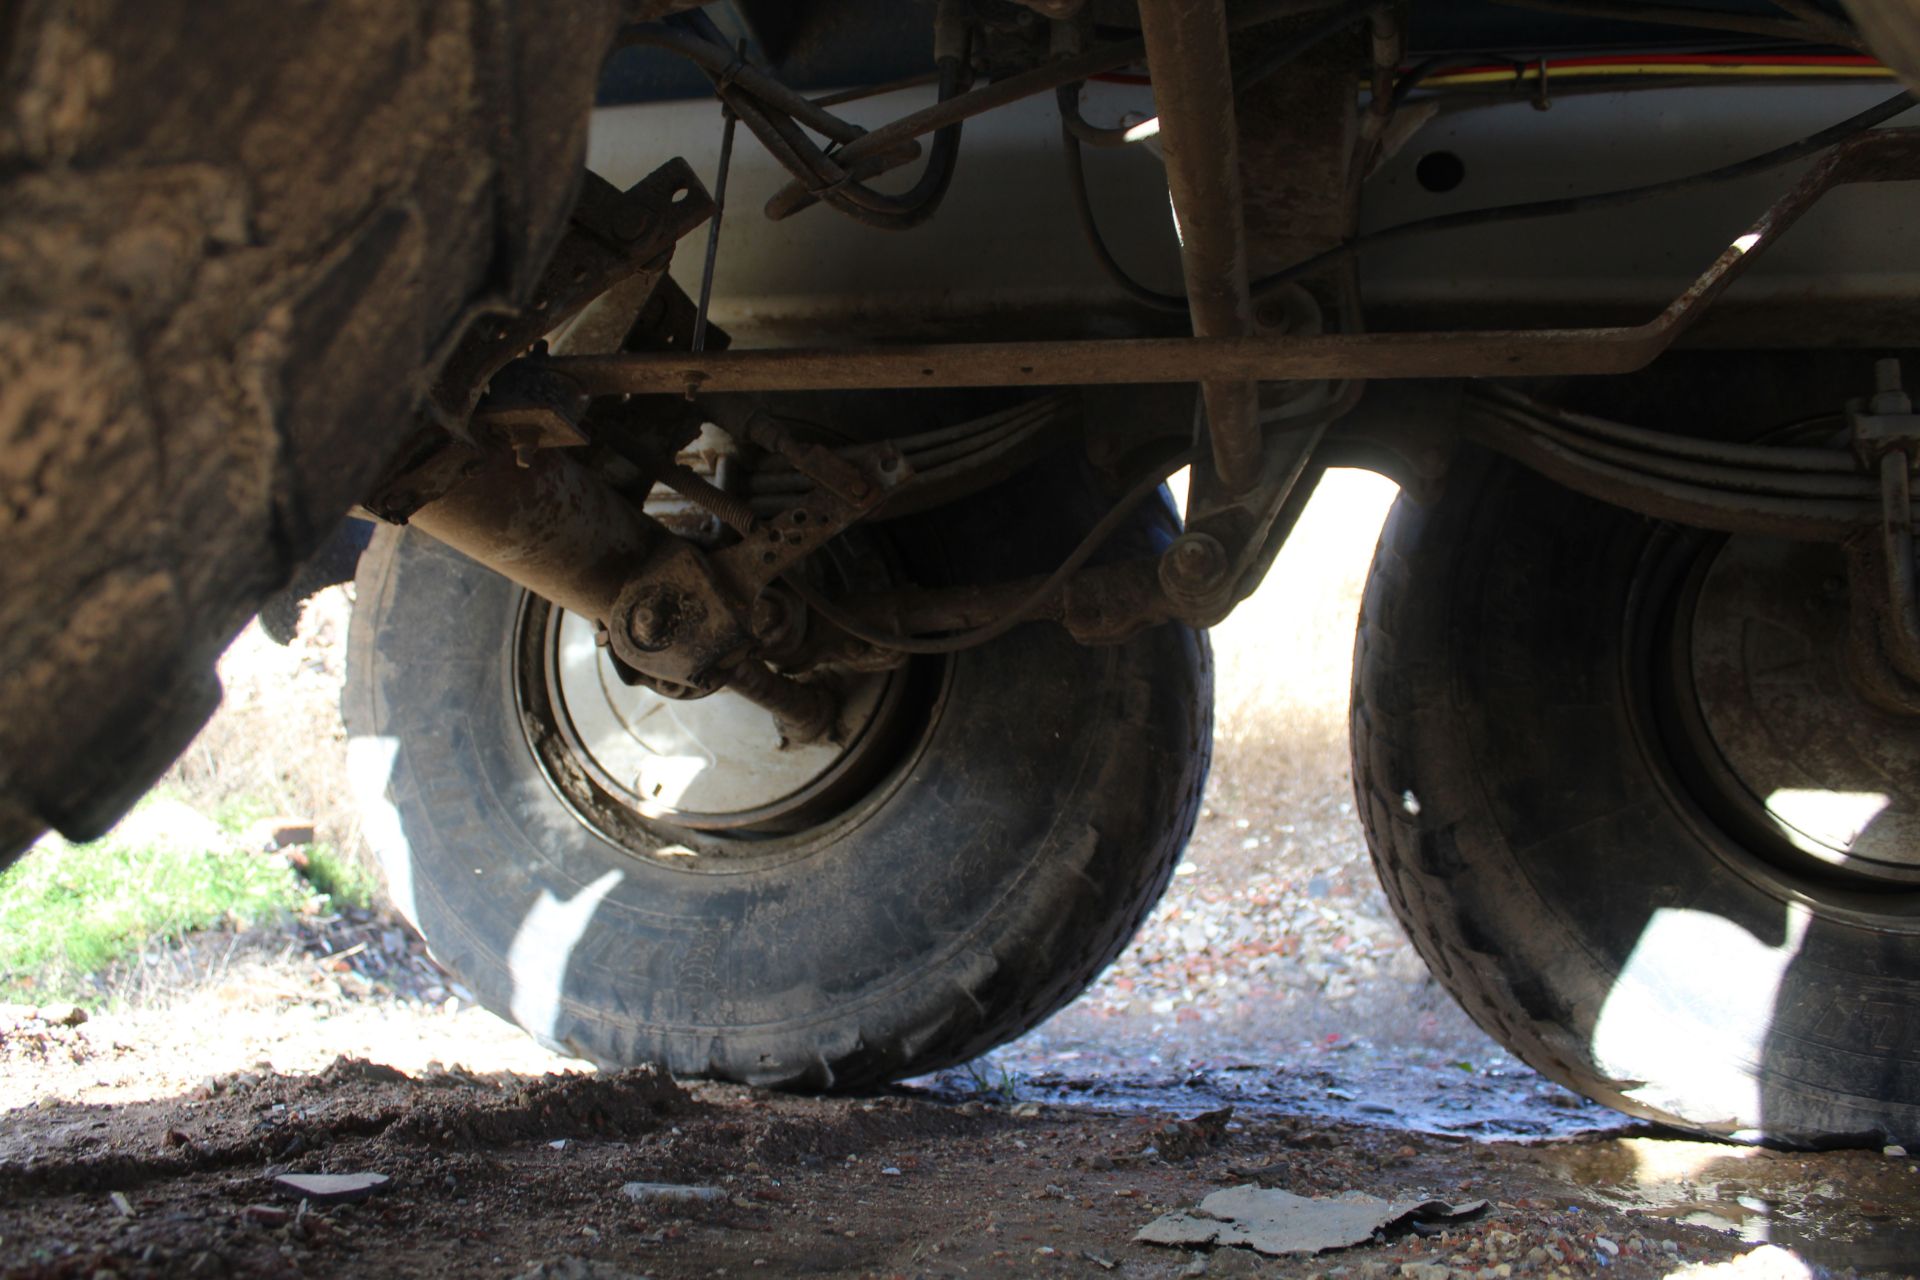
[
  {"xmin": 1686, "ymin": 536, "xmax": 1920, "ymax": 884},
  {"xmin": 546, "ymin": 608, "xmax": 903, "ymax": 831},
  {"xmin": 512, "ymin": 587, "xmax": 936, "ymax": 848},
  {"xmin": 1640, "ymin": 526, "xmax": 1920, "ymax": 907}
]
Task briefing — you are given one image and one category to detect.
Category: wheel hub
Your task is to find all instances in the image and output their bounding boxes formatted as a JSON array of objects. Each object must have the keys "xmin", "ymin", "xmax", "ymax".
[
  {"xmin": 545, "ymin": 607, "xmax": 898, "ymax": 833},
  {"xmin": 1684, "ymin": 535, "xmax": 1920, "ymax": 885}
]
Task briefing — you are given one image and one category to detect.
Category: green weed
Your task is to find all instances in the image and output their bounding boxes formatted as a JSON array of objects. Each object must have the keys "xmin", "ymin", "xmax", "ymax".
[{"xmin": 0, "ymin": 796, "xmax": 316, "ymax": 1003}]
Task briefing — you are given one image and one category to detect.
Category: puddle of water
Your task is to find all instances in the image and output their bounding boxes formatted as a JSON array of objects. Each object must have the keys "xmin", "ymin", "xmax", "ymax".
[
  {"xmin": 1535, "ymin": 1135, "xmax": 1920, "ymax": 1272},
  {"xmin": 911, "ymin": 1040, "xmax": 1627, "ymax": 1142}
]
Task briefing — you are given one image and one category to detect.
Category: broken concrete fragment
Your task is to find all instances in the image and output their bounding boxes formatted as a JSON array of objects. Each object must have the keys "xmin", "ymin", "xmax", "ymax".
[
  {"xmin": 620, "ymin": 1181, "xmax": 725, "ymax": 1205},
  {"xmin": 1136, "ymin": 1186, "xmax": 1487, "ymax": 1257},
  {"xmin": 273, "ymin": 1172, "xmax": 391, "ymax": 1203}
]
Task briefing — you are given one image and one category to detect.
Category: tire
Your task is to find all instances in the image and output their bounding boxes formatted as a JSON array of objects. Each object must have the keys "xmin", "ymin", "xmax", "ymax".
[
  {"xmin": 0, "ymin": 0, "xmax": 619, "ymax": 858},
  {"xmin": 1352, "ymin": 398, "xmax": 1920, "ymax": 1147},
  {"xmin": 344, "ymin": 460, "xmax": 1212, "ymax": 1088}
]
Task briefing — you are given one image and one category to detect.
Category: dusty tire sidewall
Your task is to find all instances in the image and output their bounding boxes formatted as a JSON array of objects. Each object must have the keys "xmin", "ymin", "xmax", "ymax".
[
  {"xmin": 1355, "ymin": 446, "xmax": 1920, "ymax": 1145},
  {"xmin": 347, "ymin": 469, "xmax": 1210, "ymax": 1086}
]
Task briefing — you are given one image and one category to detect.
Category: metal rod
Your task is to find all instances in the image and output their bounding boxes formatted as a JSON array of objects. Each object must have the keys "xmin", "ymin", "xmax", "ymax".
[
  {"xmin": 543, "ymin": 325, "xmax": 1684, "ymax": 394},
  {"xmin": 1880, "ymin": 449, "xmax": 1920, "ymax": 680},
  {"xmin": 692, "ymin": 91, "xmax": 739, "ymax": 355},
  {"xmin": 1136, "ymin": 0, "xmax": 1262, "ymax": 493},
  {"xmin": 722, "ymin": 661, "xmax": 837, "ymax": 745},
  {"xmin": 544, "ymin": 127, "xmax": 1916, "ymax": 397}
]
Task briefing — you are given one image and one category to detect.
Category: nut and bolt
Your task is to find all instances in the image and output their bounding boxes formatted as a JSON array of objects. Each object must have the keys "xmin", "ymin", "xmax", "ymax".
[
  {"xmin": 1158, "ymin": 532, "xmax": 1231, "ymax": 602},
  {"xmin": 752, "ymin": 593, "xmax": 789, "ymax": 638},
  {"xmin": 628, "ymin": 600, "xmax": 671, "ymax": 648},
  {"xmin": 751, "ymin": 588, "xmax": 808, "ymax": 657}
]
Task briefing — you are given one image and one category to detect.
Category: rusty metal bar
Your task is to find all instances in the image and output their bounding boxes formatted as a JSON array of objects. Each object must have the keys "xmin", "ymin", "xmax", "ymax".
[
  {"xmin": 548, "ymin": 129, "xmax": 1920, "ymax": 398},
  {"xmin": 407, "ymin": 450, "xmax": 658, "ymax": 620},
  {"xmin": 721, "ymin": 661, "xmax": 837, "ymax": 744},
  {"xmin": 1136, "ymin": 0, "xmax": 1262, "ymax": 493}
]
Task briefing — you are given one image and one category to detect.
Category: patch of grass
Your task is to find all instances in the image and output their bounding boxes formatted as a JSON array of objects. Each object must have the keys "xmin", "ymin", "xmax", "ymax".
[
  {"xmin": 0, "ymin": 796, "xmax": 311, "ymax": 1004},
  {"xmin": 206, "ymin": 793, "xmax": 381, "ymax": 911},
  {"xmin": 302, "ymin": 842, "xmax": 377, "ymax": 911},
  {"xmin": 961, "ymin": 1056, "xmax": 1022, "ymax": 1104},
  {"xmin": 208, "ymin": 793, "xmax": 273, "ymax": 837}
]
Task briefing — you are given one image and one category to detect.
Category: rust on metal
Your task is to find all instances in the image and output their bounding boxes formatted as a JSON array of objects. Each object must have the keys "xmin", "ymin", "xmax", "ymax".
[
  {"xmin": 1137, "ymin": 0, "xmax": 1262, "ymax": 494},
  {"xmin": 548, "ymin": 129, "xmax": 1920, "ymax": 398},
  {"xmin": 721, "ymin": 661, "xmax": 838, "ymax": 745},
  {"xmin": 406, "ymin": 449, "xmax": 659, "ymax": 621},
  {"xmin": 430, "ymin": 161, "xmax": 714, "ymax": 434}
]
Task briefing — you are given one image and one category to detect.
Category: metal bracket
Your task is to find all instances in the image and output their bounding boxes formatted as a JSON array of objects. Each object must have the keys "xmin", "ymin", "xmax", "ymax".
[
  {"xmin": 429, "ymin": 160, "xmax": 716, "ymax": 438},
  {"xmin": 713, "ymin": 440, "xmax": 912, "ymax": 597},
  {"xmin": 472, "ymin": 361, "xmax": 592, "ymax": 466}
]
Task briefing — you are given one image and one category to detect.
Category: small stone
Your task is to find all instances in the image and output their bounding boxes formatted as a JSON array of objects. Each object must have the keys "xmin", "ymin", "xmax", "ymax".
[
  {"xmin": 37, "ymin": 1003, "xmax": 87, "ymax": 1027},
  {"xmin": 245, "ymin": 816, "xmax": 317, "ymax": 850},
  {"xmin": 109, "ymin": 1191, "xmax": 134, "ymax": 1217},
  {"xmin": 273, "ymin": 1172, "xmax": 391, "ymax": 1203},
  {"xmin": 1594, "ymin": 1238, "xmax": 1618, "ymax": 1257},
  {"xmin": 244, "ymin": 1204, "xmax": 291, "ymax": 1226},
  {"xmin": 1885, "ymin": 1144, "xmax": 1909, "ymax": 1157},
  {"xmin": 621, "ymin": 1182, "xmax": 725, "ymax": 1205},
  {"xmin": 548, "ymin": 1139, "xmax": 568, "ymax": 1151},
  {"xmin": 880, "ymin": 1167, "xmax": 901, "ymax": 1177}
]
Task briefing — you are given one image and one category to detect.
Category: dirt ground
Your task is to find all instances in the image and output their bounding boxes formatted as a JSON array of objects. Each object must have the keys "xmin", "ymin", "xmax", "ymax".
[
  {"xmin": 6, "ymin": 1048, "xmax": 1918, "ymax": 1279},
  {"xmin": 5, "ymin": 473, "xmax": 1919, "ymax": 1278}
]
